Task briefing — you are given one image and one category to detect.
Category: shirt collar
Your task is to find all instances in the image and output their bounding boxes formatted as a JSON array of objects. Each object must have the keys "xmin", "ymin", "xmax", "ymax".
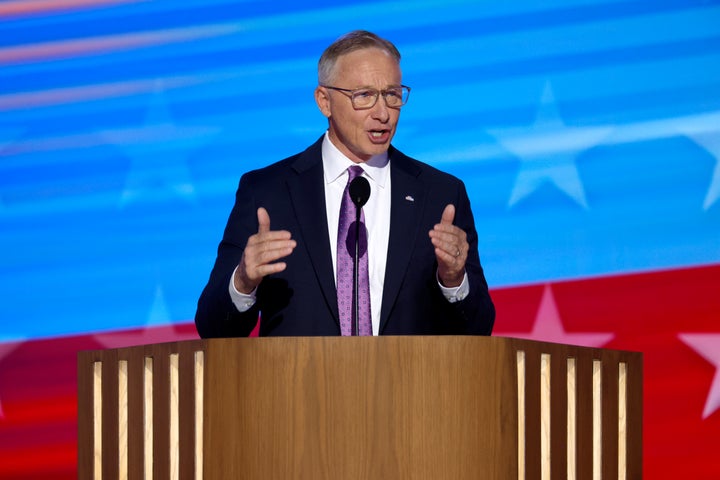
[{"xmin": 322, "ymin": 132, "xmax": 390, "ymax": 188}]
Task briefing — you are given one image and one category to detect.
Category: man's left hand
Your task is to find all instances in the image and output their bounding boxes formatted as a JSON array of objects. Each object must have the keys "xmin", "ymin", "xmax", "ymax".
[{"xmin": 429, "ymin": 204, "xmax": 467, "ymax": 288}]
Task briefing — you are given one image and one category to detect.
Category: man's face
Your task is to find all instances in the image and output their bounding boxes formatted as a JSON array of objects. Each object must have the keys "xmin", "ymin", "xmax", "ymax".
[{"xmin": 315, "ymin": 48, "xmax": 402, "ymax": 163}]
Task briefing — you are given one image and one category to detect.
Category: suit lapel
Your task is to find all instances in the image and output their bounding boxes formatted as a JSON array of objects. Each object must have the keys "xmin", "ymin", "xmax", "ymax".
[
  {"xmin": 285, "ymin": 141, "xmax": 426, "ymax": 332},
  {"xmin": 285, "ymin": 140, "xmax": 340, "ymax": 323},
  {"xmin": 379, "ymin": 150, "xmax": 424, "ymax": 333}
]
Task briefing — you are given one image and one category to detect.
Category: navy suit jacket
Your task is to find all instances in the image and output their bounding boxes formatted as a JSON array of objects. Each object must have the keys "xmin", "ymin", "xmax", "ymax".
[{"xmin": 195, "ymin": 136, "xmax": 495, "ymax": 337}]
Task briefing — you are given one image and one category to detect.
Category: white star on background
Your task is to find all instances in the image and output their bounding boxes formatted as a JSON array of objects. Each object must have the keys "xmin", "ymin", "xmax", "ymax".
[
  {"xmin": 488, "ymin": 82, "xmax": 613, "ymax": 209},
  {"xmin": 703, "ymin": 156, "xmax": 720, "ymax": 210},
  {"xmin": 678, "ymin": 333, "xmax": 720, "ymax": 419},
  {"xmin": 673, "ymin": 111, "xmax": 720, "ymax": 211},
  {"xmin": 678, "ymin": 132, "xmax": 720, "ymax": 210},
  {"xmin": 503, "ymin": 284, "xmax": 614, "ymax": 348},
  {"xmin": 99, "ymin": 80, "xmax": 221, "ymax": 207},
  {"xmin": 94, "ymin": 285, "xmax": 198, "ymax": 349}
]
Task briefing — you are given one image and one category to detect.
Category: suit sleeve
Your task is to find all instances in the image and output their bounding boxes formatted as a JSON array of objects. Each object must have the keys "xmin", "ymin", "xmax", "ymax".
[
  {"xmin": 194, "ymin": 174, "xmax": 262, "ymax": 338},
  {"xmin": 445, "ymin": 180, "xmax": 495, "ymax": 335}
]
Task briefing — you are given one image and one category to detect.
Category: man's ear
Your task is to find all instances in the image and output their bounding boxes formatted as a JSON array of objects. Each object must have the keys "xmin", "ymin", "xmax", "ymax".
[{"xmin": 314, "ymin": 86, "xmax": 331, "ymax": 118}]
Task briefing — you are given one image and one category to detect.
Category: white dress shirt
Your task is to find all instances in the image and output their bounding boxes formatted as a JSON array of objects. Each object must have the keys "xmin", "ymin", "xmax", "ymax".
[
  {"xmin": 322, "ymin": 133, "xmax": 391, "ymax": 335},
  {"xmin": 229, "ymin": 133, "xmax": 468, "ymax": 335}
]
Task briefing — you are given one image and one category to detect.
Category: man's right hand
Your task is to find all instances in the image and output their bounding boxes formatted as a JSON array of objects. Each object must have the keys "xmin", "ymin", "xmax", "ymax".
[{"xmin": 233, "ymin": 207, "xmax": 297, "ymax": 294}]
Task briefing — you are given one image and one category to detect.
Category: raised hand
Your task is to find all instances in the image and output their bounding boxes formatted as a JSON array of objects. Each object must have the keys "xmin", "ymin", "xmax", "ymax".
[
  {"xmin": 233, "ymin": 207, "xmax": 297, "ymax": 294},
  {"xmin": 428, "ymin": 204, "xmax": 468, "ymax": 288}
]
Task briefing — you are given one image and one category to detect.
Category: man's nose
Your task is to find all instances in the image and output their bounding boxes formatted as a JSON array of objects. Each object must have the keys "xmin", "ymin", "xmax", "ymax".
[{"xmin": 370, "ymin": 95, "xmax": 390, "ymax": 121}]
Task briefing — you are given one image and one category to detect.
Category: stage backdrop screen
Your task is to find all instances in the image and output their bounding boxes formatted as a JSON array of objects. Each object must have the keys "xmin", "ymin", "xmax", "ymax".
[{"xmin": 1, "ymin": 0, "xmax": 719, "ymax": 478}]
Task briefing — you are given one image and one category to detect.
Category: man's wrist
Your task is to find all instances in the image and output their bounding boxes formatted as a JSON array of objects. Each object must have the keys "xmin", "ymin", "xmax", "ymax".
[
  {"xmin": 229, "ymin": 265, "xmax": 258, "ymax": 312},
  {"xmin": 437, "ymin": 270, "xmax": 469, "ymax": 303}
]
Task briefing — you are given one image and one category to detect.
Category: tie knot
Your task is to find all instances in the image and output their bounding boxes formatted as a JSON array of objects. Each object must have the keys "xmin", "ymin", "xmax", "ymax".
[{"xmin": 348, "ymin": 165, "xmax": 364, "ymax": 183}]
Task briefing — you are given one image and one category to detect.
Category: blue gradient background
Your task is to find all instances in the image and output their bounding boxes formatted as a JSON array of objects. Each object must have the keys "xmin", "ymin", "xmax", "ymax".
[{"xmin": 1, "ymin": 0, "xmax": 719, "ymax": 339}]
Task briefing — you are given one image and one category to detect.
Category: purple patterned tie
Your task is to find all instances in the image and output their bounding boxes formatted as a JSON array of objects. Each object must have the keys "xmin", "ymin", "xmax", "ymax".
[{"xmin": 337, "ymin": 165, "xmax": 372, "ymax": 336}]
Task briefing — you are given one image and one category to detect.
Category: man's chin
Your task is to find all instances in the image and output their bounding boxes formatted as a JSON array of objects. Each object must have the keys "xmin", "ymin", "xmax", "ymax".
[{"xmin": 364, "ymin": 138, "xmax": 393, "ymax": 155}]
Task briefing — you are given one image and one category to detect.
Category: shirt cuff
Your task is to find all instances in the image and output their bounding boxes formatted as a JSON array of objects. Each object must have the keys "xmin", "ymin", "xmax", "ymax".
[
  {"xmin": 437, "ymin": 271, "xmax": 470, "ymax": 303},
  {"xmin": 229, "ymin": 265, "xmax": 257, "ymax": 312}
]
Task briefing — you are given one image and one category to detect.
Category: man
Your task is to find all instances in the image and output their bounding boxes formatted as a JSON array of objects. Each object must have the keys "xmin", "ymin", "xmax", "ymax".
[{"xmin": 195, "ymin": 30, "xmax": 495, "ymax": 337}]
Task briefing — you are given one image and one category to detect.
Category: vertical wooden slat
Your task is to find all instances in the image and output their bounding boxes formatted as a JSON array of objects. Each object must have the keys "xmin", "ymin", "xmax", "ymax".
[
  {"xmin": 575, "ymin": 354, "xmax": 594, "ymax": 480},
  {"xmin": 602, "ymin": 356, "xmax": 619, "ymax": 479},
  {"xmin": 626, "ymin": 354, "xmax": 643, "ymax": 479},
  {"xmin": 618, "ymin": 362, "xmax": 628, "ymax": 480},
  {"xmin": 592, "ymin": 359, "xmax": 602, "ymax": 480},
  {"xmin": 195, "ymin": 350, "xmax": 205, "ymax": 480},
  {"xmin": 550, "ymin": 352, "xmax": 568, "ymax": 480},
  {"xmin": 566, "ymin": 357, "xmax": 577, "ymax": 480},
  {"xmin": 178, "ymin": 344, "xmax": 198, "ymax": 480},
  {"xmin": 170, "ymin": 353, "xmax": 180, "ymax": 480},
  {"xmin": 152, "ymin": 345, "xmax": 171, "ymax": 480},
  {"xmin": 524, "ymin": 349, "xmax": 541, "ymax": 480},
  {"xmin": 540, "ymin": 353, "xmax": 551, "ymax": 480},
  {"xmin": 118, "ymin": 360, "xmax": 128, "ymax": 479},
  {"xmin": 144, "ymin": 356, "xmax": 154, "ymax": 480},
  {"xmin": 101, "ymin": 350, "xmax": 119, "ymax": 479},
  {"xmin": 517, "ymin": 350, "xmax": 526, "ymax": 480},
  {"xmin": 126, "ymin": 350, "xmax": 145, "ymax": 480},
  {"xmin": 93, "ymin": 361, "xmax": 103, "ymax": 480}
]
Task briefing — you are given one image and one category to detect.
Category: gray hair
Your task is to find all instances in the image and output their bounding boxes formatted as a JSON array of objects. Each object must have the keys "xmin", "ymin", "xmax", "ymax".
[{"xmin": 318, "ymin": 30, "xmax": 401, "ymax": 85}]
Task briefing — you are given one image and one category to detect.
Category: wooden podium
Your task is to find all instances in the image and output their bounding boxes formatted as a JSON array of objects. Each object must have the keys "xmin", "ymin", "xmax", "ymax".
[{"xmin": 78, "ymin": 336, "xmax": 642, "ymax": 479}]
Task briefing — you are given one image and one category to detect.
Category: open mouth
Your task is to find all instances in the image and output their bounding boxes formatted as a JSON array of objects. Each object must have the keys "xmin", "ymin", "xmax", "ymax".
[{"xmin": 369, "ymin": 130, "xmax": 390, "ymax": 143}]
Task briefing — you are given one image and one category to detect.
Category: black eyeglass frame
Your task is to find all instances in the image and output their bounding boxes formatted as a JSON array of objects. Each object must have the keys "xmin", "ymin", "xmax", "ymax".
[{"xmin": 320, "ymin": 85, "xmax": 412, "ymax": 110}]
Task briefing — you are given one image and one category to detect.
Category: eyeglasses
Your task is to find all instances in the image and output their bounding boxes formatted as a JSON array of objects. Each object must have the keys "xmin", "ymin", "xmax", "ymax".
[{"xmin": 321, "ymin": 85, "xmax": 411, "ymax": 110}]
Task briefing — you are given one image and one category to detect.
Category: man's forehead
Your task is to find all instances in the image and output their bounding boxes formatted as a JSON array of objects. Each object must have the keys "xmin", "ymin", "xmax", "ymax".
[{"xmin": 333, "ymin": 49, "xmax": 401, "ymax": 79}]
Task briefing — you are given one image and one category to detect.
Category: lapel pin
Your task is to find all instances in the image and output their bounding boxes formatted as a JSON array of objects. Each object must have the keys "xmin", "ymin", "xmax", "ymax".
[{"xmin": 405, "ymin": 195, "xmax": 415, "ymax": 202}]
